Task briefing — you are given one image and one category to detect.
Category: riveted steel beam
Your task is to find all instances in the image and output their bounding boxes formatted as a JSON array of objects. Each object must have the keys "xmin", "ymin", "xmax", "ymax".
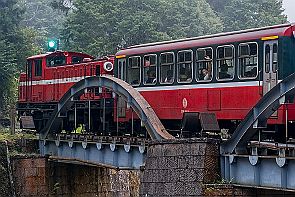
[
  {"xmin": 222, "ymin": 73, "xmax": 295, "ymax": 154},
  {"xmin": 40, "ymin": 75, "xmax": 174, "ymax": 140}
]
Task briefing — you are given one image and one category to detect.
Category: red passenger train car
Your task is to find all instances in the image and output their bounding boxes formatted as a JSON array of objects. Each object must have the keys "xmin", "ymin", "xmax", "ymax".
[
  {"xmin": 114, "ymin": 23, "xmax": 295, "ymax": 139},
  {"xmin": 18, "ymin": 51, "xmax": 114, "ymax": 132}
]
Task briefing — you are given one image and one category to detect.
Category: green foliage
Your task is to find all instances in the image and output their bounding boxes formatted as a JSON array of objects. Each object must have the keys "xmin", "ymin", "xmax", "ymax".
[
  {"xmin": 19, "ymin": 0, "xmax": 67, "ymax": 50},
  {"xmin": 0, "ymin": 129, "xmax": 36, "ymax": 142},
  {"xmin": 0, "ymin": 0, "xmax": 24, "ymax": 37},
  {"xmin": 209, "ymin": 0, "xmax": 287, "ymax": 31},
  {"xmin": 0, "ymin": 39, "xmax": 18, "ymax": 116},
  {"xmin": 62, "ymin": 0, "xmax": 223, "ymax": 56},
  {"xmin": 0, "ymin": 0, "xmax": 39, "ymax": 115}
]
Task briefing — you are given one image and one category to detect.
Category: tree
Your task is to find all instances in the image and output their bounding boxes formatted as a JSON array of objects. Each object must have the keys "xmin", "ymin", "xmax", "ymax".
[
  {"xmin": 208, "ymin": 0, "xmax": 287, "ymax": 31},
  {"xmin": 0, "ymin": 0, "xmax": 40, "ymax": 115},
  {"xmin": 18, "ymin": 0, "xmax": 67, "ymax": 51},
  {"xmin": 61, "ymin": 0, "xmax": 223, "ymax": 56}
]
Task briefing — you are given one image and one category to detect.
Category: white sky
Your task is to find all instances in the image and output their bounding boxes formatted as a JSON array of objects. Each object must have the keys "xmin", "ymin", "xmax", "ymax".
[{"xmin": 283, "ymin": 0, "xmax": 295, "ymax": 22}]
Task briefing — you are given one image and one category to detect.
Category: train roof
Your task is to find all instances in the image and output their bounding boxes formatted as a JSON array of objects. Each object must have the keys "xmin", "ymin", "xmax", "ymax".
[
  {"xmin": 27, "ymin": 51, "xmax": 94, "ymax": 60},
  {"xmin": 116, "ymin": 23, "xmax": 295, "ymax": 57}
]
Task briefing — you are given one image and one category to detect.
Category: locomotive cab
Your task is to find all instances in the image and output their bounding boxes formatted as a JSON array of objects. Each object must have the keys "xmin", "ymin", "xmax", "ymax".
[{"xmin": 18, "ymin": 51, "xmax": 115, "ymax": 133}]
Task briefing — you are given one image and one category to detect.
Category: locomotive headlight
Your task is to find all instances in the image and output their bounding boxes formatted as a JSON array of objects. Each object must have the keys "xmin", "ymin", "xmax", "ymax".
[{"xmin": 103, "ymin": 62, "xmax": 113, "ymax": 72}]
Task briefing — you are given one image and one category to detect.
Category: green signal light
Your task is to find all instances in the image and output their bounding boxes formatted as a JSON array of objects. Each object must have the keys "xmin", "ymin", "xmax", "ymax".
[
  {"xmin": 48, "ymin": 40, "xmax": 56, "ymax": 48},
  {"xmin": 47, "ymin": 39, "xmax": 59, "ymax": 52}
]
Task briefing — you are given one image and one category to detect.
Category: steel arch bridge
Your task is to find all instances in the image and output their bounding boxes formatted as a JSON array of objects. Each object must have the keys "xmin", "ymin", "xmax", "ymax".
[
  {"xmin": 40, "ymin": 75, "xmax": 174, "ymax": 140},
  {"xmin": 39, "ymin": 75, "xmax": 173, "ymax": 169}
]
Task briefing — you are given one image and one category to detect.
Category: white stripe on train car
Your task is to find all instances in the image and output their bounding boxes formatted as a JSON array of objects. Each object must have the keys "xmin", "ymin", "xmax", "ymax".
[
  {"xmin": 20, "ymin": 77, "xmax": 260, "ymax": 92},
  {"xmin": 19, "ymin": 76, "xmax": 91, "ymax": 86},
  {"xmin": 135, "ymin": 81, "xmax": 260, "ymax": 91}
]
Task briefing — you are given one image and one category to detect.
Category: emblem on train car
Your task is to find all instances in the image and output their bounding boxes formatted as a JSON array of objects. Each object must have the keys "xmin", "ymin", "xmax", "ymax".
[{"xmin": 182, "ymin": 98, "xmax": 188, "ymax": 109}]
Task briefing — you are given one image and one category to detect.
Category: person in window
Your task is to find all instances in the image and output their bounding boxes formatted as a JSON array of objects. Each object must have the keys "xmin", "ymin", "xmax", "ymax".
[
  {"xmin": 202, "ymin": 68, "xmax": 211, "ymax": 80},
  {"xmin": 164, "ymin": 69, "xmax": 174, "ymax": 83},
  {"xmin": 205, "ymin": 55, "xmax": 212, "ymax": 76},
  {"xmin": 219, "ymin": 61, "xmax": 231, "ymax": 79},
  {"xmin": 146, "ymin": 70, "xmax": 156, "ymax": 84}
]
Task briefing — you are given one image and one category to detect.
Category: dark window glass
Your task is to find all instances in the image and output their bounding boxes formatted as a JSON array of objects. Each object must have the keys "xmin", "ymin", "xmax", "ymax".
[
  {"xmin": 272, "ymin": 43, "xmax": 278, "ymax": 73},
  {"xmin": 217, "ymin": 45, "xmax": 234, "ymax": 80},
  {"xmin": 46, "ymin": 55, "xmax": 66, "ymax": 67},
  {"xmin": 144, "ymin": 55, "xmax": 157, "ymax": 85},
  {"xmin": 128, "ymin": 56, "xmax": 140, "ymax": 86},
  {"xmin": 34, "ymin": 59, "xmax": 42, "ymax": 76},
  {"xmin": 265, "ymin": 45, "xmax": 270, "ymax": 73},
  {"xmin": 160, "ymin": 52, "xmax": 174, "ymax": 84},
  {"xmin": 238, "ymin": 43, "xmax": 258, "ymax": 79},
  {"xmin": 72, "ymin": 56, "xmax": 83, "ymax": 64}
]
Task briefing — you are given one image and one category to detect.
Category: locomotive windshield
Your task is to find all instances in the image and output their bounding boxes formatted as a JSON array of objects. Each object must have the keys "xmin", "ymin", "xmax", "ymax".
[{"xmin": 46, "ymin": 55, "xmax": 66, "ymax": 67}]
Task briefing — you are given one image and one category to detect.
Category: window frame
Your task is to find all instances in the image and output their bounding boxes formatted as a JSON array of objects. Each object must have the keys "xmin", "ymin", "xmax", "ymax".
[
  {"xmin": 238, "ymin": 42, "xmax": 258, "ymax": 80},
  {"xmin": 128, "ymin": 56, "xmax": 141, "ymax": 86},
  {"xmin": 196, "ymin": 47, "xmax": 213, "ymax": 82},
  {"xmin": 159, "ymin": 52, "xmax": 175, "ymax": 85},
  {"xmin": 143, "ymin": 54, "xmax": 157, "ymax": 86},
  {"xmin": 177, "ymin": 49, "xmax": 193, "ymax": 84},
  {"xmin": 216, "ymin": 44, "xmax": 235, "ymax": 81}
]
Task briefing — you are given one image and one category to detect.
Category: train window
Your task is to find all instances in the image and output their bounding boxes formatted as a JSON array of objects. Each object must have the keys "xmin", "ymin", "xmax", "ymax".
[
  {"xmin": 143, "ymin": 54, "xmax": 157, "ymax": 85},
  {"xmin": 118, "ymin": 60, "xmax": 126, "ymax": 80},
  {"xmin": 46, "ymin": 55, "xmax": 66, "ymax": 67},
  {"xmin": 72, "ymin": 56, "xmax": 83, "ymax": 64},
  {"xmin": 272, "ymin": 43, "xmax": 278, "ymax": 73},
  {"xmin": 196, "ymin": 48, "xmax": 213, "ymax": 81},
  {"xmin": 238, "ymin": 43, "xmax": 258, "ymax": 79},
  {"xmin": 265, "ymin": 45, "xmax": 270, "ymax": 73},
  {"xmin": 177, "ymin": 50, "xmax": 193, "ymax": 83},
  {"xmin": 217, "ymin": 45, "xmax": 234, "ymax": 80},
  {"xmin": 27, "ymin": 60, "xmax": 32, "ymax": 78},
  {"xmin": 160, "ymin": 52, "xmax": 174, "ymax": 84},
  {"xmin": 128, "ymin": 56, "xmax": 141, "ymax": 86},
  {"xmin": 34, "ymin": 59, "xmax": 42, "ymax": 76}
]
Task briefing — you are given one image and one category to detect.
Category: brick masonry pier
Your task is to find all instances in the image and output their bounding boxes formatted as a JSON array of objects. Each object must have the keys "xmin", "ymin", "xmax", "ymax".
[{"xmin": 12, "ymin": 156, "xmax": 140, "ymax": 197}]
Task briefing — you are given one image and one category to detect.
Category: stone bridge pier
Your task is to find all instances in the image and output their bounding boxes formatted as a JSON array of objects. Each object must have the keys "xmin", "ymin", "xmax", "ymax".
[{"xmin": 140, "ymin": 138, "xmax": 220, "ymax": 197}]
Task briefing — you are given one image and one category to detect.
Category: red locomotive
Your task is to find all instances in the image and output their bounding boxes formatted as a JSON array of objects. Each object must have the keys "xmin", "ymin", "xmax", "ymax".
[
  {"xmin": 114, "ymin": 23, "xmax": 295, "ymax": 139},
  {"xmin": 18, "ymin": 51, "xmax": 114, "ymax": 132}
]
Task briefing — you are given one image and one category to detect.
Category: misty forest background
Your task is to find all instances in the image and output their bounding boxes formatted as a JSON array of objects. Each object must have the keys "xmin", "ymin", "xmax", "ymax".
[{"xmin": 0, "ymin": 0, "xmax": 288, "ymax": 116}]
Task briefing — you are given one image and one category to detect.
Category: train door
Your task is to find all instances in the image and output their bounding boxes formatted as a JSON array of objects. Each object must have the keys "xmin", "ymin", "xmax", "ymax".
[
  {"xmin": 26, "ymin": 60, "xmax": 33, "ymax": 101},
  {"xmin": 53, "ymin": 70, "xmax": 60, "ymax": 101},
  {"xmin": 117, "ymin": 59, "xmax": 127, "ymax": 118},
  {"xmin": 263, "ymin": 40, "xmax": 278, "ymax": 95}
]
